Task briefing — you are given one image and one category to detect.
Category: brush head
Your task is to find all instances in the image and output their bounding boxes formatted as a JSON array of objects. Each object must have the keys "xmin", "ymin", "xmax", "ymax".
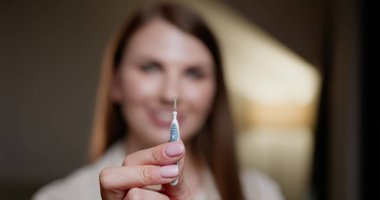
[{"xmin": 173, "ymin": 95, "xmax": 177, "ymax": 111}]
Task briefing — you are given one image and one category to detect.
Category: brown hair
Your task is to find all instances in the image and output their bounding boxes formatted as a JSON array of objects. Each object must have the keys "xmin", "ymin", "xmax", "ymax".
[{"xmin": 89, "ymin": 2, "xmax": 244, "ymax": 199}]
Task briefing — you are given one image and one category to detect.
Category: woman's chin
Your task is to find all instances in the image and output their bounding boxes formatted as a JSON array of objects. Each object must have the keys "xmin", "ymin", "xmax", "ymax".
[{"xmin": 143, "ymin": 130, "xmax": 171, "ymax": 146}]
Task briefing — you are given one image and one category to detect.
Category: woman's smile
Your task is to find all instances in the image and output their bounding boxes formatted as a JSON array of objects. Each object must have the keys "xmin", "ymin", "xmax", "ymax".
[{"xmin": 147, "ymin": 109, "xmax": 186, "ymax": 128}]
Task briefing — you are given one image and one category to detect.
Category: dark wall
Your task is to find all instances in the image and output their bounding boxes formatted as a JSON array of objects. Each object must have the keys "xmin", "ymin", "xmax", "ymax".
[{"xmin": 0, "ymin": 1, "xmax": 139, "ymax": 198}]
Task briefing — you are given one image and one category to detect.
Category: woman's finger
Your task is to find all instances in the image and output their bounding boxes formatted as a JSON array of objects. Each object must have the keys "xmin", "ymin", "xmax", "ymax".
[
  {"xmin": 162, "ymin": 157, "xmax": 192, "ymax": 200},
  {"xmin": 123, "ymin": 142, "xmax": 185, "ymax": 166},
  {"xmin": 124, "ymin": 188, "xmax": 169, "ymax": 200},
  {"xmin": 100, "ymin": 165, "xmax": 178, "ymax": 191}
]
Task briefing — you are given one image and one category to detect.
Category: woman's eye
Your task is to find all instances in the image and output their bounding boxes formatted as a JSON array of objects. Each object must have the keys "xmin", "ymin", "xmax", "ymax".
[
  {"xmin": 186, "ymin": 68, "xmax": 205, "ymax": 79},
  {"xmin": 140, "ymin": 62, "xmax": 160, "ymax": 73}
]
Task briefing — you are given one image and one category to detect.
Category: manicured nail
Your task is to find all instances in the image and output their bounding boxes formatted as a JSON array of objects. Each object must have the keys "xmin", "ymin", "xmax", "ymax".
[
  {"xmin": 165, "ymin": 142, "xmax": 184, "ymax": 157},
  {"xmin": 159, "ymin": 165, "xmax": 179, "ymax": 178}
]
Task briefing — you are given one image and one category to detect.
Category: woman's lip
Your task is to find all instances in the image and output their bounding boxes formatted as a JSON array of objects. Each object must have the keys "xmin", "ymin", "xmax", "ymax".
[{"xmin": 147, "ymin": 110, "xmax": 185, "ymax": 128}]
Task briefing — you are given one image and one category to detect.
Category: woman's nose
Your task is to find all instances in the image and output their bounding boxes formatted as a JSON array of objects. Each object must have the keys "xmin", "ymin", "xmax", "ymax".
[{"xmin": 160, "ymin": 75, "xmax": 180, "ymax": 106}]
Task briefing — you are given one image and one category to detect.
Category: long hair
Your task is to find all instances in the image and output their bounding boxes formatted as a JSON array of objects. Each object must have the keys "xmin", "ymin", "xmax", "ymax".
[{"xmin": 89, "ymin": 2, "xmax": 244, "ymax": 199}]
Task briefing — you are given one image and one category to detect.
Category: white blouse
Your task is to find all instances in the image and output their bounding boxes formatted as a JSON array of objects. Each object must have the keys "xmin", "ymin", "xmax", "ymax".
[{"xmin": 33, "ymin": 141, "xmax": 284, "ymax": 200}]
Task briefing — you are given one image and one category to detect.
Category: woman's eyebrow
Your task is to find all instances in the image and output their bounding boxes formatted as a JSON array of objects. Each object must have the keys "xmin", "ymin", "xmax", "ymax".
[
  {"xmin": 131, "ymin": 54, "xmax": 162, "ymax": 63},
  {"xmin": 186, "ymin": 63, "xmax": 213, "ymax": 70}
]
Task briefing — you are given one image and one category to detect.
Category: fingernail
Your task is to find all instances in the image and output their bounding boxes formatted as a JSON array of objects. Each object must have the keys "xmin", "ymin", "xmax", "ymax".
[
  {"xmin": 159, "ymin": 165, "xmax": 179, "ymax": 178},
  {"xmin": 165, "ymin": 142, "xmax": 184, "ymax": 157}
]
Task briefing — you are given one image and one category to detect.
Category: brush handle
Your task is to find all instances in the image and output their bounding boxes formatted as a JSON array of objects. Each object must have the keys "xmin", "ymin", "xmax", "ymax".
[{"xmin": 169, "ymin": 113, "xmax": 180, "ymax": 186}]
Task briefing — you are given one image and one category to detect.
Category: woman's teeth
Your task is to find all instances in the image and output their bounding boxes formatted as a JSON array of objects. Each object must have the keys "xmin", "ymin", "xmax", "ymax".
[{"xmin": 157, "ymin": 112, "xmax": 171, "ymax": 122}]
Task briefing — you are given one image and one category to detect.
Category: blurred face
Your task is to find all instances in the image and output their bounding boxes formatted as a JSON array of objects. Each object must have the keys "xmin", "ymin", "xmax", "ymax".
[{"xmin": 111, "ymin": 18, "xmax": 216, "ymax": 148}]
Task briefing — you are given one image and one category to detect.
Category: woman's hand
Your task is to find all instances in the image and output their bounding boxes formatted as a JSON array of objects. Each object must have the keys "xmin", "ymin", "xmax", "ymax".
[{"xmin": 99, "ymin": 142, "xmax": 192, "ymax": 200}]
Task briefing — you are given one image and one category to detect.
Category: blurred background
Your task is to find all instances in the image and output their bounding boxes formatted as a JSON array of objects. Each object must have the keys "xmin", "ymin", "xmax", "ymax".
[{"xmin": 1, "ymin": 0, "xmax": 377, "ymax": 199}]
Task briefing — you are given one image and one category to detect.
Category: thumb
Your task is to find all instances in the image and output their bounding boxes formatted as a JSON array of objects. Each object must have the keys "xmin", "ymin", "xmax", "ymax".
[{"xmin": 162, "ymin": 157, "xmax": 192, "ymax": 200}]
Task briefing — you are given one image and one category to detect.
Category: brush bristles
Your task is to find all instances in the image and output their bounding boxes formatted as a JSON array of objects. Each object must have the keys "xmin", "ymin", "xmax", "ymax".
[{"xmin": 174, "ymin": 95, "xmax": 177, "ymax": 111}]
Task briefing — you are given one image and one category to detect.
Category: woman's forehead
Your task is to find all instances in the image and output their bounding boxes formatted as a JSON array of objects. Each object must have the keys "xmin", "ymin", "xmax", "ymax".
[{"xmin": 124, "ymin": 19, "xmax": 213, "ymax": 67}]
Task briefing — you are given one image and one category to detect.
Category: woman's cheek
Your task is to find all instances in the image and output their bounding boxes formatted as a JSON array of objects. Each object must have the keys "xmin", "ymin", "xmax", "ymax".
[
  {"xmin": 123, "ymin": 70, "xmax": 161, "ymax": 102},
  {"xmin": 183, "ymin": 80, "xmax": 215, "ymax": 114},
  {"xmin": 179, "ymin": 82, "xmax": 214, "ymax": 138},
  {"xmin": 135, "ymin": 78, "xmax": 160, "ymax": 99}
]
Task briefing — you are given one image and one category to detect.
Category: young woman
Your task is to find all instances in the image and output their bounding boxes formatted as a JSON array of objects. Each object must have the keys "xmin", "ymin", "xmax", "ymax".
[{"xmin": 33, "ymin": 2, "xmax": 283, "ymax": 200}]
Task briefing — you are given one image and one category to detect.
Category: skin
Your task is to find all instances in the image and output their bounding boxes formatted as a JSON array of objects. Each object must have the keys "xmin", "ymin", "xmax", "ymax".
[{"xmin": 100, "ymin": 18, "xmax": 216, "ymax": 199}]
